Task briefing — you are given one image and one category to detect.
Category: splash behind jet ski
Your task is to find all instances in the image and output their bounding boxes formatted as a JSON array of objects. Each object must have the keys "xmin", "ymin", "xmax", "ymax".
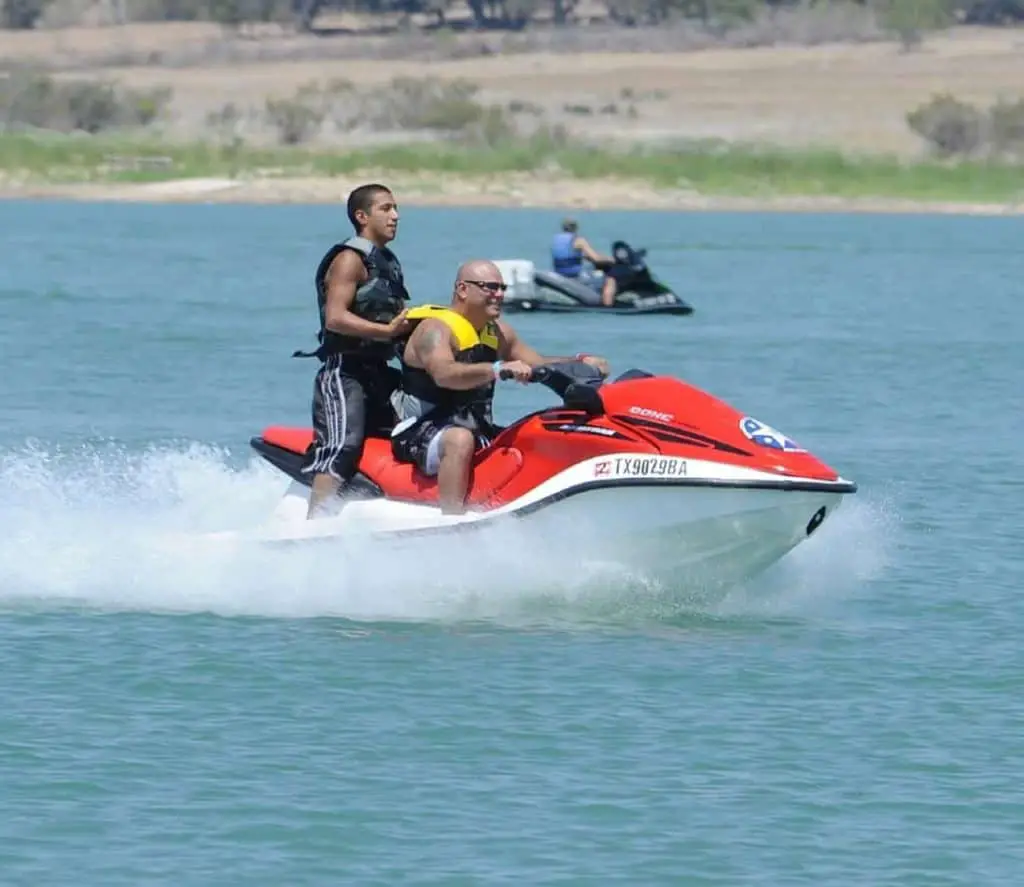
[{"xmin": 496, "ymin": 241, "xmax": 694, "ymax": 316}]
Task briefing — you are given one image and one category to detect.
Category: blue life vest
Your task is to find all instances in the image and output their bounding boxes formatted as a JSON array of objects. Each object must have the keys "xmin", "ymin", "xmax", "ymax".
[{"xmin": 551, "ymin": 232, "xmax": 583, "ymax": 277}]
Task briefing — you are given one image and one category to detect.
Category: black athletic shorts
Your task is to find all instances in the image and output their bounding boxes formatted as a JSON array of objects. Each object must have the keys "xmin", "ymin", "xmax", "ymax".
[{"xmin": 301, "ymin": 355, "xmax": 399, "ymax": 483}]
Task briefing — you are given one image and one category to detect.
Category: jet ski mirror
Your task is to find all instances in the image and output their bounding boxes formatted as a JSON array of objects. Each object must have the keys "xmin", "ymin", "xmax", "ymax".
[{"xmin": 610, "ymin": 240, "xmax": 647, "ymax": 270}]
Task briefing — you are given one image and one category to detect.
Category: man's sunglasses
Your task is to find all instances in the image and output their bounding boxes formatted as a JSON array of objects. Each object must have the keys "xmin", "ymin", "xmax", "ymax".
[{"xmin": 464, "ymin": 280, "xmax": 507, "ymax": 293}]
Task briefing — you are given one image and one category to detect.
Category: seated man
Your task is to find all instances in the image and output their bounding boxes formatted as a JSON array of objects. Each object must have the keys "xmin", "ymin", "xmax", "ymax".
[
  {"xmin": 550, "ymin": 217, "xmax": 619, "ymax": 308},
  {"xmin": 391, "ymin": 259, "xmax": 610, "ymax": 514}
]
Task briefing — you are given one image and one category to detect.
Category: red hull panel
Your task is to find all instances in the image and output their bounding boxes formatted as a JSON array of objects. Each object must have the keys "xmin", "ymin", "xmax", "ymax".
[{"xmin": 258, "ymin": 375, "xmax": 841, "ymax": 507}]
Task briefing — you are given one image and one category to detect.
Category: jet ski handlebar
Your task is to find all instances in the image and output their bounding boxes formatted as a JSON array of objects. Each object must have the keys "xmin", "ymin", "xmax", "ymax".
[
  {"xmin": 497, "ymin": 366, "xmax": 548, "ymax": 383},
  {"xmin": 499, "ymin": 359, "xmax": 606, "ymax": 415},
  {"xmin": 497, "ymin": 360, "xmax": 597, "ymax": 385}
]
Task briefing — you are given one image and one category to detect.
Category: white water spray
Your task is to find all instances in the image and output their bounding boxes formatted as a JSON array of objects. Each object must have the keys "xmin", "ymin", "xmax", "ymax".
[{"xmin": 0, "ymin": 442, "xmax": 896, "ymax": 625}]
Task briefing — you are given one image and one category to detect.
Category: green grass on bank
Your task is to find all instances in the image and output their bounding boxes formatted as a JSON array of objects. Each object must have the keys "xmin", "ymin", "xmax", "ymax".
[{"xmin": 1, "ymin": 132, "xmax": 1022, "ymax": 203}]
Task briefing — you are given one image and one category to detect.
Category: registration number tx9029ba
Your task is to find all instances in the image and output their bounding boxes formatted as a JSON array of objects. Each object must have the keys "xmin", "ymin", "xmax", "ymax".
[{"xmin": 594, "ymin": 456, "xmax": 688, "ymax": 478}]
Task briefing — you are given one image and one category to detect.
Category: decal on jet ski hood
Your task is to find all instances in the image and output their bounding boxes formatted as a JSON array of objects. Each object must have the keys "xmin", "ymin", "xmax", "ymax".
[
  {"xmin": 739, "ymin": 417, "xmax": 807, "ymax": 453},
  {"xmin": 629, "ymin": 406, "xmax": 674, "ymax": 423}
]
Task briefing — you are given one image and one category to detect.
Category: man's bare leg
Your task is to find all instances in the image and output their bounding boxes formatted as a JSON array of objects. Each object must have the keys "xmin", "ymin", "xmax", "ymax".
[
  {"xmin": 307, "ymin": 473, "xmax": 341, "ymax": 519},
  {"xmin": 601, "ymin": 275, "xmax": 618, "ymax": 307},
  {"xmin": 436, "ymin": 427, "xmax": 476, "ymax": 515}
]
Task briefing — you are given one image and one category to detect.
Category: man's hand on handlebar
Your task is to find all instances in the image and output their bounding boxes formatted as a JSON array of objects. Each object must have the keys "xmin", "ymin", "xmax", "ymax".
[
  {"xmin": 496, "ymin": 360, "xmax": 533, "ymax": 383},
  {"xmin": 579, "ymin": 355, "xmax": 610, "ymax": 378}
]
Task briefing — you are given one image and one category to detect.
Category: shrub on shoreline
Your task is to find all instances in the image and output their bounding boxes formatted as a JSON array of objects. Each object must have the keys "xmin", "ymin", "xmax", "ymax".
[
  {"xmin": 908, "ymin": 92, "xmax": 1024, "ymax": 158},
  {"xmin": 0, "ymin": 69, "xmax": 172, "ymax": 134},
  {"xmin": 259, "ymin": 77, "xmax": 527, "ymax": 147}
]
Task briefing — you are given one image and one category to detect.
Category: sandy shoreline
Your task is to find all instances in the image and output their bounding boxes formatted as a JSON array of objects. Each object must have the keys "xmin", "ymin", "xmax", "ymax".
[{"xmin": 1, "ymin": 174, "xmax": 1022, "ymax": 216}]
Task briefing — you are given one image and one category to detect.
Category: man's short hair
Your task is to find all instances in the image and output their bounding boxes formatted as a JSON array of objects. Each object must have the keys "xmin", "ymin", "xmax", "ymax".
[
  {"xmin": 347, "ymin": 184, "xmax": 392, "ymax": 232},
  {"xmin": 561, "ymin": 217, "xmax": 578, "ymax": 233}
]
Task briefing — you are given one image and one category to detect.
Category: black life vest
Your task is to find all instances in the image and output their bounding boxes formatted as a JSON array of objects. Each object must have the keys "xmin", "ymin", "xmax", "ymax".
[{"xmin": 293, "ymin": 236, "xmax": 408, "ymax": 362}]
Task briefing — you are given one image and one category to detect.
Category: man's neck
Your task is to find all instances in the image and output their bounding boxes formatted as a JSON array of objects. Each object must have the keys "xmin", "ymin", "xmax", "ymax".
[{"xmin": 359, "ymin": 231, "xmax": 388, "ymax": 250}]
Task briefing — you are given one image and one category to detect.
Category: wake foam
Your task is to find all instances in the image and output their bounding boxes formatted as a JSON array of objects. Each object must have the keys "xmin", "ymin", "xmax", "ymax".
[{"xmin": 0, "ymin": 442, "xmax": 897, "ymax": 626}]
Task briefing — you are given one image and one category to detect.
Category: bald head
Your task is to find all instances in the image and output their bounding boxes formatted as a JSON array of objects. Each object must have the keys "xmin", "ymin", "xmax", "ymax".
[
  {"xmin": 451, "ymin": 258, "xmax": 506, "ymax": 325},
  {"xmin": 455, "ymin": 259, "xmax": 501, "ymax": 288}
]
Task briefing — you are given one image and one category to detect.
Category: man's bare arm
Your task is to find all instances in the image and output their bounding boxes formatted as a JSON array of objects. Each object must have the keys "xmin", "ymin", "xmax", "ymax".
[
  {"xmin": 324, "ymin": 250, "xmax": 405, "ymax": 340},
  {"xmin": 496, "ymin": 320, "xmax": 576, "ymax": 367},
  {"xmin": 412, "ymin": 321, "xmax": 497, "ymax": 390},
  {"xmin": 497, "ymin": 320, "xmax": 609, "ymax": 377},
  {"xmin": 574, "ymin": 236, "xmax": 610, "ymax": 266}
]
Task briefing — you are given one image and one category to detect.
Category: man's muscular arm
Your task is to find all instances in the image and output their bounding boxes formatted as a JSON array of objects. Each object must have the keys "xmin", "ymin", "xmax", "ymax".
[
  {"xmin": 496, "ymin": 320, "xmax": 610, "ymax": 376},
  {"xmin": 496, "ymin": 320, "xmax": 579, "ymax": 366},
  {"xmin": 324, "ymin": 250, "xmax": 407, "ymax": 340},
  {"xmin": 411, "ymin": 320, "xmax": 498, "ymax": 390}
]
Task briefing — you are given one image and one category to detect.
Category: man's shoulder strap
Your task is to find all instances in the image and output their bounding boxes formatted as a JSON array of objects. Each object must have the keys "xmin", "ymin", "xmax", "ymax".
[
  {"xmin": 341, "ymin": 236, "xmax": 375, "ymax": 258},
  {"xmin": 480, "ymin": 321, "xmax": 500, "ymax": 351}
]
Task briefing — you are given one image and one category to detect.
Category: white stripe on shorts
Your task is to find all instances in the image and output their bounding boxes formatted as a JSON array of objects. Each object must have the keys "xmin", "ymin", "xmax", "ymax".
[{"xmin": 308, "ymin": 354, "xmax": 348, "ymax": 477}]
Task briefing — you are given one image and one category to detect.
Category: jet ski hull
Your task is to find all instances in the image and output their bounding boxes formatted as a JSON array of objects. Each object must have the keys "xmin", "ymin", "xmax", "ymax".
[
  {"xmin": 233, "ymin": 449, "xmax": 852, "ymax": 588},
  {"xmin": 501, "ymin": 296, "xmax": 694, "ymax": 316}
]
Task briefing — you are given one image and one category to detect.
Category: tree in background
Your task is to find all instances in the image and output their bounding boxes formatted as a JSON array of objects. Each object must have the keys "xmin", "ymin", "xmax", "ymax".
[
  {"xmin": 3, "ymin": 0, "xmax": 51, "ymax": 28},
  {"xmin": 1, "ymin": 0, "xmax": 1022, "ymax": 30}
]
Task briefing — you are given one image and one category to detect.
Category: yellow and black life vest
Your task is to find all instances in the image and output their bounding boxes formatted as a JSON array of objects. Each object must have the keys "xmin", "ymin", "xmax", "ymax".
[{"xmin": 397, "ymin": 305, "xmax": 500, "ymax": 430}]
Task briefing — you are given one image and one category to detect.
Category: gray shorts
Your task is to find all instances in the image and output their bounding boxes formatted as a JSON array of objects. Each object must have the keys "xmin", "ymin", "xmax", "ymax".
[
  {"xmin": 391, "ymin": 417, "xmax": 451, "ymax": 477},
  {"xmin": 423, "ymin": 425, "xmax": 455, "ymax": 476},
  {"xmin": 391, "ymin": 415, "xmax": 490, "ymax": 477}
]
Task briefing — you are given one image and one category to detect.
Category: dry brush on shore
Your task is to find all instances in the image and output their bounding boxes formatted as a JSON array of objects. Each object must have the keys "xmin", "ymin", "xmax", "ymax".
[{"xmin": 3, "ymin": 66, "xmax": 1023, "ymax": 164}]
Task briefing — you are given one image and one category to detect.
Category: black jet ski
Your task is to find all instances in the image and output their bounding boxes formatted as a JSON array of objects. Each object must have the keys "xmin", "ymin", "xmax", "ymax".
[{"xmin": 498, "ymin": 240, "xmax": 694, "ymax": 316}]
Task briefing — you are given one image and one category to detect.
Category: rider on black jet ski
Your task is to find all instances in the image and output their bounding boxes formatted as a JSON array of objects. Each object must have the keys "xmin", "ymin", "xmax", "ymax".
[
  {"xmin": 550, "ymin": 217, "xmax": 619, "ymax": 308},
  {"xmin": 391, "ymin": 259, "xmax": 610, "ymax": 514}
]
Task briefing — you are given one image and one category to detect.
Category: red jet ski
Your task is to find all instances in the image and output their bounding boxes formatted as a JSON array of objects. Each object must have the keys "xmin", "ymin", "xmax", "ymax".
[{"xmin": 246, "ymin": 362, "xmax": 856, "ymax": 583}]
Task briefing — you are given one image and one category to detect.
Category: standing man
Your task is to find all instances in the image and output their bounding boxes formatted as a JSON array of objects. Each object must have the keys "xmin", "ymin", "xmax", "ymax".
[{"xmin": 293, "ymin": 183, "xmax": 412, "ymax": 518}]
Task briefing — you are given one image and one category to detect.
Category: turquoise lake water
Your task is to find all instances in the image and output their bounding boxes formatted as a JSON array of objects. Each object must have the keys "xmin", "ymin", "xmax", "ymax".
[{"xmin": 1, "ymin": 200, "xmax": 1022, "ymax": 884}]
